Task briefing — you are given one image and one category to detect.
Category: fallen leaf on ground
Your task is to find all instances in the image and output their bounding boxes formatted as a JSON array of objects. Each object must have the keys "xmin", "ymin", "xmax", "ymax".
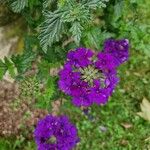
[
  {"xmin": 137, "ymin": 98, "xmax": 150, "ymax": 121},
  {"xmin": 121, "ymin": 123, "xmax": 133, "ymax": 129},
  {"xmin": 133, "ymin": 72, "xmax": 141, "ymax": 77},
  {"xmin": 145, "ymin": 137, "xmax": 150, "ymax": 142}
]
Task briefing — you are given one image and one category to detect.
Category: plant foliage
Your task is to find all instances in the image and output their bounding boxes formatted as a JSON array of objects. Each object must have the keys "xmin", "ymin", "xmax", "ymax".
[
  {"xmin": 38, "ymin": 0, "xmax": 109, "ymax": 51},
  {"xmin": 10, "ymin": 0, "xmax": 28, "ymax": 13},
  {"xmin": 0, "ymin": 0, "xmax": 150, "ymax": 149},
  {"xmin": 0, "ymin": 57, "xmax": 16, "ymax": 79},
  {"xmin": 38, "ymin": 10, "xmax": 65, "ymax": 52}
]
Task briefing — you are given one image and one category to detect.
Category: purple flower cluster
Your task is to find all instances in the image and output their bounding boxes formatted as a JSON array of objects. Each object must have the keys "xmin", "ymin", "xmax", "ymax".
[
  {"xmin": 104, "ymin": 39, "xmax": 129, "ymax": 64},
  {"xmin": 34, "ymin": 115, "xmax": 79, "ymax": 150},
  {"xmin": 59, "ymin": 39, "xmax": 129, "ymax": 107}
]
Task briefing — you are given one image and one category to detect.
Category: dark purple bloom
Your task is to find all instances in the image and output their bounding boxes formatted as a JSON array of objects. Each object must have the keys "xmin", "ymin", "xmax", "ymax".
[
  {"xmin": 67, "ymin": 48, "xmax": 93, "ymax": 68},
  {"xmin": 34, "ymin": 115, "xmax": 79, "ymax": 150},
  {"xmin": 95, "ymin": 52, "xmax": 119, "ymax": 71},
  {"xmin": 70, "ymin": 80, "xmax": 88, "ymax": 97},
  {"xmin": 104, "ymin": 39, "xmax": 129, "ymax": 64},
  {"xmin": 58, "ymin": 39, "xmax": 129, "ymax": 107},
  {"xmin": 72, "ymin": 90, "xmax": 92, "ymax": 107},
  {"xmin": 58, "ymin": 63, "xmax": 81, "ymax": 95},
  {"xmin": 89, "ymin": 80, "xmax": 109, "ymax": 105}
]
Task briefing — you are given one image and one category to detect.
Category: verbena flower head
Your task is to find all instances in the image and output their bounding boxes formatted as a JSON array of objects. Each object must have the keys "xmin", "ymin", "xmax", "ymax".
[
  {"xmin": 104, "ymin": 39, "xmax": 129, "ymax": 64},
  {"xmin": 34, "ymin": 115, "xmax": 79, "ymax": 150},
  {"xmin": 59, "ymin": 39, "xmax": 129, "ymax": 107}
]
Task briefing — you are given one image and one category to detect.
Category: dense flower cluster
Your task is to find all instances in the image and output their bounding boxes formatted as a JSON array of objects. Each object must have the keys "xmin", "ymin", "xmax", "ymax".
[
  {"xmin": 104, "ymin": 39, "xmax": 129, "ymax": 64},
  {"xmin": 59, "ymin": 39, "xmax": 129, "ymax": 107},
  {"xmin": 34, "ymin": 115, "xmax": 79, "ymax": 150}
]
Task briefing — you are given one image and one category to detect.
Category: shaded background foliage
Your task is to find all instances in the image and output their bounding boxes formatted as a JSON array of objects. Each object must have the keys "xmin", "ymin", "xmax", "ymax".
[{"xmin": 0, "ymin": 0, "xmax": 150, "ymax": 149}]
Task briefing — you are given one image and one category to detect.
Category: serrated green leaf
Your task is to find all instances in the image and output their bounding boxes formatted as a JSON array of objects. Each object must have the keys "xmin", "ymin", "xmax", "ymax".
[
  {"xmin": 38, "ymin": 10, "xmax": 65, "ymax": 52},
  {"xmin": 83, "ymin": 27, "xmax": 114, "ymax": 50},
  {"xmin": 36, "ymin": 76, "xmax": 55, "ymax": 109},
  {"xmin": 10, "ymin": 0, "xmax": 28, "ymax": 13},
  {"xmin": 70, "ymin": 22, "xmax": 83, "ymax": 45},
  {"xmin": 43, "ymin": 0, "xmax": 55, "ymax": 8},
  {"xmin": 82, "ymin": 0, "xmax": 109, "ymax": 9},
  {"xmin": 45, "ymin": 77, "xmax": 55, "ymax": 98},
  {"xmin": 37, "ymin": 60, "xmax": 50, "ymax": 79},
  {"xmin": 62, "ymin": 2, "xmax": 90, "ymax": 23},
  {"xmin": 11, "ymin": 50, "xmax": 36, "ymax": 74},
  {"xmin": 24, "ymin": 35, "xmax": 38, "ymax": 51},
  {"xmin": 113, "ymin": 1, "xmax": 124, "ymax": 22}
]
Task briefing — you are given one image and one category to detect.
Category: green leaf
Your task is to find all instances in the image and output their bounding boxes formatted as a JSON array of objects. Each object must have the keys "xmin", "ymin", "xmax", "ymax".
[
  {"xmin": 0, "ymin": 59, "xmax": 7, "ymax": 80},
  {"xmin": 70, "ymin": 22, "xmax": 83, "ymax": 45},
  {"xmin": 10, "ymin": 0, "xmax": 28, "ymax": 13},
  {"xmin": 83, "ymin": 27, "xmax": 102, "ymax": 49},
  {"xmin": 82, "ymin": 0, "xmax": 109, "ymax": 9},
  {"xmin": 28, "ymin": 0, "xmax": 41, "ymax": 9},
  {"xmin": 44, "ymin": 46, "xmax": 66, "ymax": 63},
  {"xmin": 37, "ymin": 60, "xmax": 51, "ymax": 79},
  {"xmin": 83, "ymin": 27, "xmax": 114, "ymax": 50},
  {"xmin": 62, "ymin": 2, "xmax": 90, "ymax": 23},
  {"xmin": 45, "ymin": 76, "xmax": 55, "ymax": 99},
  {"xmin": 113, "ymin": 1, "xmax": 124, "ymax": 22},
  {"xmin": 38, "ymin": 10, "xmax": 65, "ymax": 52},
  {"xmin": 43, "ymin": 0, "xmax": 55, "ymax": 8},
  {"xmin": 24, "ymin": 35, "xmax": 39, "ymax": 51},
  {"xmin": 36, "ymin": 76, "xmax": 55, "ymax": 109},
  {"xmin": 11, "ymin": 50, "xmax": 36, "ymax": 74},
  {"xmin": 4, "ymin": 57, "xmax": 16, "ymax": 78}
]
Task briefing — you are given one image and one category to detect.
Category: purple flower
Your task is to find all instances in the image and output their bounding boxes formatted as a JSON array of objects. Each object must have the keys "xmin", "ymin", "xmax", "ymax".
[
  {"xmin": 72, "ymin": 89, "xmax": 92, "ymax": 107},
  {"xmin": 58, "ymin": 40, "xmax": 129, "ymax": 107},
  {"xmin": 58, "ymin": 63, "xmax": 81, "ymax": 95},
  {"xmin": 70, "ymin": 80, "xmax": 88, "ymax": 97},
  {"xmin": 67, "ymin": 48, "xmax": 93, "ymax": 68},
  {"xmin": 95, "ymin": 52, "xmax": 119, "ymax": 71},
  {"xmin": 34, "ymin": 115, "xmax": 79, "ymax": 150},
  {"xmin": 104, "ymin": 39, "xmax": 129, "ymax": 64},
  {"xmin": 89, "ymin": 80, "xmax": 109, "ymax": 105}
]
